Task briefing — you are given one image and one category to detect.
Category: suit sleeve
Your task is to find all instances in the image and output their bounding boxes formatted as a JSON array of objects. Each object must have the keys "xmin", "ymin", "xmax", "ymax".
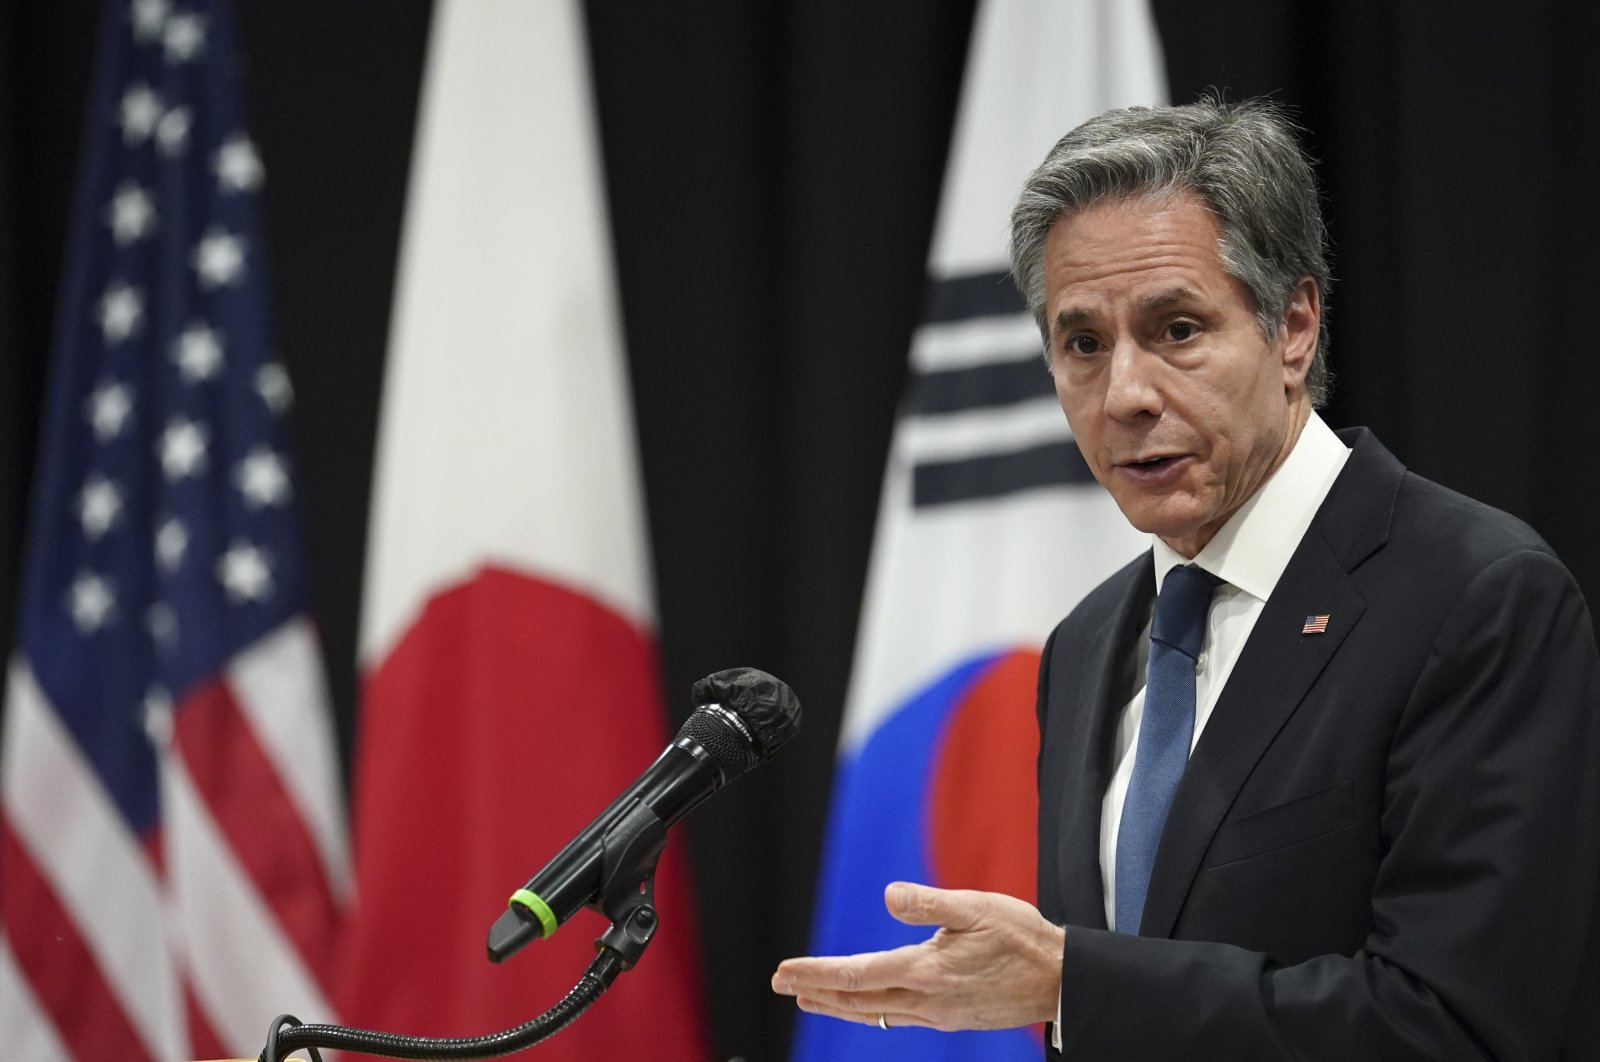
[{"xmin": 1054, "ymin": 549, "xmax": 1600, "ymax": 1061}]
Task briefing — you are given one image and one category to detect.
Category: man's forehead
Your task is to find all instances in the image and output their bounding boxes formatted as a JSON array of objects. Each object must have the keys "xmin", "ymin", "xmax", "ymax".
[
  {"xmin": 1052, "ymin": 286, "xmax": 1210, "ymax": 330},
  {"xmin": 1042, "ymin": 194, "xmax": 1234, "ymax": 322}
]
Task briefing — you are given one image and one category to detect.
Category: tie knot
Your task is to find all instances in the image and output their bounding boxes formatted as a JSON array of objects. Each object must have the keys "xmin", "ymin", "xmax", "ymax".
[{"xmin": 1151, "ymin": 564, "xmax": 1219, "ymax": 659}]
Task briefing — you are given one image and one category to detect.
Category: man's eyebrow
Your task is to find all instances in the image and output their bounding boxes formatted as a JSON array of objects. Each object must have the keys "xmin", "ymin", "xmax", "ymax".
[
  {"xmin": 1052, "ymin": 307, "xmax": 1094, "ymax": 333},
  {"xmin": 1051, "ymin": 287, "xmax": 1206, "ymax": 335},
  {"xmin": 1138, "ymin": 287, "xmax": 1206, "ymax": 314}
]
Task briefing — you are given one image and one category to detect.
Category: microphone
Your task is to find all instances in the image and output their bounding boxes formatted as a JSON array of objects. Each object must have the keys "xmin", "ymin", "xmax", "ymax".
[{"xmin": 486, "ymin": 667, "xmax": 801, "ymax": 963}]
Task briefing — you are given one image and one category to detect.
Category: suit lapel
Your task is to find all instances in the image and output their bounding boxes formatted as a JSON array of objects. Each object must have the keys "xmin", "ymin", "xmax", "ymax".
[
  {"xmin": 1138, "ymin": 537, "xmax": 1364, "ymax": 936},
  {"xmin": 1137, "ymin": 428, "xmax": 1401, "ymax": 938},
  {"xmin": 1054, "ymin": 555, "xmax": 1152, "ymax": 930}
]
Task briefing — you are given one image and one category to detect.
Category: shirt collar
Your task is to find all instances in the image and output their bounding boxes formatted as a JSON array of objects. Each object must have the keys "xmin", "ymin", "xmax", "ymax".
[{"xmin": 1152, "ymin": 411, "xmax": 1351, "ymax": 602}]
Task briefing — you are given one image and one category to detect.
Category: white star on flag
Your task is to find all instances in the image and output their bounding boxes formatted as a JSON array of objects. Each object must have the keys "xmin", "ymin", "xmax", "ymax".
[
  {"xmin": 97, "ymin": 281, "xmax": 144, "ymax": 343},
  {"xmin": 78, "ymin": 475, "xmax": 123, "ymax": 539},
  {"xmin": 105, "ymin": 181, "xmax": 157, "ymax": 246},
  {"xmin": 131, "ymin": 0, "xmax": 171, "ymax": 42},
  {"xmin": 214, "ymin": 134, "xmax": 264, "ymax": 193},
  {"xmin": 118, "ymin": 83, "xmax": 163, "ymax": 145},
  {"xmin": 156, "ymin": 106, "xmax": 192, "ymax": 157},
  {"xmin": 86, "ymin": 380, "xmax": 134, "ymax": 441},
  {"xmin": 146, "ymin": 602, "xmax": 179, "ymax": 652},
  {"xmin": 68, "ymin": 572, "xmax": 115, "ymax": 633},
  {"xmin": 255, "ymin": 361, "xmax": 293, "ymax": 414},
  {"xmin": 174, "ymin": 322, "xmax": 225, "ymax": 382},
  {"xmin": 156, "ymin": 516, "xmax": 189, "ymax": 572},
  {"xmin": 192, "ymin": 227, "xmax": 246, "ymax": 289},
  {"xmin": 236, "ymin": 447, "xmax": 291, "ymax": 509},
  {"xmin": 162, "ymin": 13, "xmax": 207, "ymax": 63},
  {"xmin": 142, "ymin": 685, "xmax": 176, "ymax": 748},
  {"xmin": 159, "ymin": 416, "xmax": 209, "ymax": 481},
  {"xmin": 217, "ymin": 540, "xmax": 273, "ymax": 603}
]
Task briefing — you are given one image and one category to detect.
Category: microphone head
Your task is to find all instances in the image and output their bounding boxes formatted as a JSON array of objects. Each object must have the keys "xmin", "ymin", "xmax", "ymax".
[{"xmin": 682, "ymin": 668, "xmax": 802, "ymax": 782}]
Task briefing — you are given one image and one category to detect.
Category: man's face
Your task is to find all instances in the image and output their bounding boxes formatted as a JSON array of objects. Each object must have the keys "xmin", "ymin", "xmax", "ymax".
[{"xmin": 1043, "ymin": 192, "xmax": 1319, "ymax": 557}]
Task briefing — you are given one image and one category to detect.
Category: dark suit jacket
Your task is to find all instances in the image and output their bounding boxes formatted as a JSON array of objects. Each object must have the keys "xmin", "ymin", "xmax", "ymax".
[{"xmin": 1036, "ymin": 428, "xmax": 1600, "ymax": 1060}]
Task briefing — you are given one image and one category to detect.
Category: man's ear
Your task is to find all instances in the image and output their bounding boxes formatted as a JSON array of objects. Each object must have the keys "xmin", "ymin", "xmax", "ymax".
[{"xmin": 1279, "ymin": 276, "xmax": 1320, "ymax": 391}]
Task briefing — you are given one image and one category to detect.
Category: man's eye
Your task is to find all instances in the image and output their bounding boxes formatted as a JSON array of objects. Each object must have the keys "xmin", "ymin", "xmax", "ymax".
[
  {"xmin": 1066, "ymin": 335, "xmax": 1100, "ymax": 356},
  {"xmin": 1166, "ymin": 321, "xmax": 1198, "ymax": 342}
]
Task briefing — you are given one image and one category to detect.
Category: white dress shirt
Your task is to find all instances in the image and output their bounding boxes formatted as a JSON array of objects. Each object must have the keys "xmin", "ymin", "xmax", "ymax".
[{"xmin": 1053, "ymin": 412, "xmax": 1349, "ymax": 1048}]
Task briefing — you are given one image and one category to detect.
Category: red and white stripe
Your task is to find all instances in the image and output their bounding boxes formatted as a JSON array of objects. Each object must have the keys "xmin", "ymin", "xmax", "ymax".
[
  {"xmin": 2, "ymin": 662, "xmax": 181, "ymax": 1062},
  {"xmin": 0, "ymin": 618, "xmax": 348, "ymax": 1059}
]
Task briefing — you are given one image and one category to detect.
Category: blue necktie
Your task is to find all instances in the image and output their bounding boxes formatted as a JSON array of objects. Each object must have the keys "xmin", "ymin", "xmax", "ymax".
[{"xmin": 1115, "ymin": 564, "xmax": 1220, "ymax": 934}]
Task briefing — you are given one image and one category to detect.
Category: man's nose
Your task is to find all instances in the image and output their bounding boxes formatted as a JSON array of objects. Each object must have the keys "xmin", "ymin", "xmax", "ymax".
[{"xmin": 1101, "ymin": 341, "xmax": 1162, "ymax": 421}]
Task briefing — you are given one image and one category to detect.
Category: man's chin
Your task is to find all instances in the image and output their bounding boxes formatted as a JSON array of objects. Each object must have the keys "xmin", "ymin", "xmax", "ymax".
[
  {"xmin": 1111, "ymin": 496, "xmax": 1194, "ymax": 534},
  {"xmin": 1112, "ymin": 500, "xmax": 1211, "ymax": 553}
]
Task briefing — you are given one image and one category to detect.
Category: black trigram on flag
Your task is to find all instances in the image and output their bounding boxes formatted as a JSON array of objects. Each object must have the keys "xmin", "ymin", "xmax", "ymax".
[{"xmin": 904, "ymin": 268, "xmax": 1094, "ymax": 508}]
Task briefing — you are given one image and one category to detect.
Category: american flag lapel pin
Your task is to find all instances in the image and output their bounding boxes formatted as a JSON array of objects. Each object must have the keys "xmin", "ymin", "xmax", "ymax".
[{"xmin": 1302, "ymin": 614, "xmax": 1331, "ymax": 635}]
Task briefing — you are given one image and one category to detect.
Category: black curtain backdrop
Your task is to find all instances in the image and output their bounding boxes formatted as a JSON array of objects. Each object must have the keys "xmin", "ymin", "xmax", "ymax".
[{"xmin": 3, "ymin": 3, "xmax": 1597, "ymax": 1060}]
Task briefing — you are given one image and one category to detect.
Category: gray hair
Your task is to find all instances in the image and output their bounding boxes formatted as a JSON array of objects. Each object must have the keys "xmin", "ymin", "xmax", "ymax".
[{"xmin": 1009, "ymin": 97, "xmax": 1333, "ymax": 407}]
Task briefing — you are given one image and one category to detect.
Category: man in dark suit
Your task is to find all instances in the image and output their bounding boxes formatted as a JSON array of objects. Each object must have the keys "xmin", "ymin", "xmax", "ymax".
[{"xmin": 773, "ymin": 98, "xmax": 1600, "ymax": 1059}]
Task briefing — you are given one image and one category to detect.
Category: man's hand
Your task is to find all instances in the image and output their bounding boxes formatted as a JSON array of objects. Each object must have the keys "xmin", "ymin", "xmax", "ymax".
[{"xmin": 771, "ymin": 881, "xmax": 1065, "ymax": 1032}]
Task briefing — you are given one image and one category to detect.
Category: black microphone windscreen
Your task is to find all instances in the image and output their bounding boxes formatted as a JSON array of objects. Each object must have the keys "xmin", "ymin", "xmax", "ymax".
[{"xmin": 689, "ymin": 667, "xmax": 802, "ymax": 761}]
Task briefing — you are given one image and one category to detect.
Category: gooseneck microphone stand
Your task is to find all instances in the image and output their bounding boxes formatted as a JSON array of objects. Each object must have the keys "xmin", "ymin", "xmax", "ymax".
[{"xmin": 257, "ymin": 804, "xmax": 668, "ymax": 1062}]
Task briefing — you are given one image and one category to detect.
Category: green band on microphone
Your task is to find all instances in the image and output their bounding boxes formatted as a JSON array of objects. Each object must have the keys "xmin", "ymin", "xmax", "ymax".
[{"xmin": 509, "ymin": 888, "xmax": 558, "ymax": 939}]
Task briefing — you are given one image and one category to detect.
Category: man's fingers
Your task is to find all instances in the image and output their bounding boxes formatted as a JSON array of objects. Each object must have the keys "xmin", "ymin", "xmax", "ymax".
[
  {"xmin": 783, "ymin": 982, "xmax": 918, "ymax": 1013},
  {"xmin": 773, "ymin": 945, "xmax": 920, "ymax": 996},
  {"xmin": 775, "ymin": 957, "xmax": 932, "ymax": 1028},
  {"xmin": 884, "ymin": 880, "xmax": 984, "ymax": 931},
  {"xmin": 793, "ymin": 996, "xmax": 929, "ymax": 1031}
]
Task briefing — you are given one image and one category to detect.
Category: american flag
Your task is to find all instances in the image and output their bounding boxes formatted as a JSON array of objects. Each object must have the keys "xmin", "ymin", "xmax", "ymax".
[
  {"xmin": 0, "ymin": 2, "xmax": 349, "ymax": 1059},
  {"xmin": 1302, "ymin": 614, "xmax": 1331, "ymax": 635}
]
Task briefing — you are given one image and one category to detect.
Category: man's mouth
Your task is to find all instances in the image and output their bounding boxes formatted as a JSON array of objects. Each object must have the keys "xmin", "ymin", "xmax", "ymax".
[
  {"xmin": 1115, "ymin": 454, "xmax": 1190, "ymax": 481},
  {"xmin": 1120, "ymin": 454, "xmax": 1184, "ymax": 470}
]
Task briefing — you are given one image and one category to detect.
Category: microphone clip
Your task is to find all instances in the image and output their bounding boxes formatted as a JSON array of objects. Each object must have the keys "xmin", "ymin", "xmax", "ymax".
[{"xmin": 592, "ymin": 801, "xmax": 666, "ymax": 969}]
